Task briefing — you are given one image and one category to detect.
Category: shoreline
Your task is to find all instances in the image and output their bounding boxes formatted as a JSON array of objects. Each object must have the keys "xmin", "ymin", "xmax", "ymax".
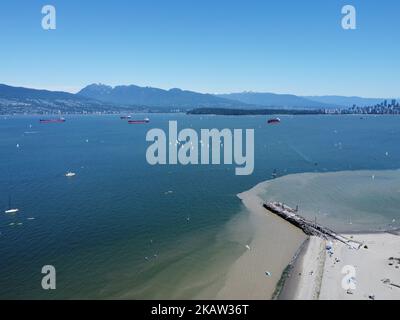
[
  {"xmin": 214, "ymin": 188, "xmax": 306, "ymax": 299},
  {"xmin": 279, "ymin": 232, "xmax": 400, "ymax": 300},
  {"xmin": 214, "ymin": 182, "xmax": 307, "ymax": 299},
  {"xmin": 232, "ymin": 170, "xmax": 400, "ymax": 300}
]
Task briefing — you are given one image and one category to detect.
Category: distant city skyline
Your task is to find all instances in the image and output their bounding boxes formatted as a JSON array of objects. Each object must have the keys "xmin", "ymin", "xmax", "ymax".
[{"xmin": 1, "ymin": 0, "xmax": 399, "ymax": 97}]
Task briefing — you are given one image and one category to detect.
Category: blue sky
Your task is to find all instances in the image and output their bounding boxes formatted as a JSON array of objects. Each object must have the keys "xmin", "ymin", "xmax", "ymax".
[{"xmin": 0, "ymin": 0, "xmax": 399, "ymax": 97}]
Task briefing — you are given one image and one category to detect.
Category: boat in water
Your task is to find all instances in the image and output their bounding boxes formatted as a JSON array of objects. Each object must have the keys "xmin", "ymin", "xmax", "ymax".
[
  {"xmin": 4, "ymin": 196, "xmax": 19, "ymax": 214},
  {"xmin": 5, "ymin": 208, "xmax": 19, "ymax": 214},
  {"xmin": 40, "ymin": 118, "xmax": 66, "ymax": 123},
  {"xmin": 267, "ymin": 117, "xmax": 281, "ymax": 124},
  {"xmin": 120, "ymin": 115, "xmax": 132, "ymax": 120},
  {"xmin": 128, "ymin": 118, "xmax": 150, "ymax": 124},
  {"xmin": 65, "ymin": 172, "xmax": 76, "ymax": 177}
]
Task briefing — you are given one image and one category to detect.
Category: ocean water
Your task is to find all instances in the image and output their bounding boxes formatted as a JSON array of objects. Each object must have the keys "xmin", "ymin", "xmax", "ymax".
[{"xmin": 0, "ymin": 114, "xmax": 400, "ymax": 299}]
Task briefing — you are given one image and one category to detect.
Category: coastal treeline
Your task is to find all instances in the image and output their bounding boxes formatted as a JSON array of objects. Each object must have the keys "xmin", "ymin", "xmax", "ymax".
[{"xmin": 187, "ymin": 108, "xmax": 324, "ymax": 116}]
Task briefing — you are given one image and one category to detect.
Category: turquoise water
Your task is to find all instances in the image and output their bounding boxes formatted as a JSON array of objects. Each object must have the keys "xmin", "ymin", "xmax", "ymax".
[
  {"xmin": 0, "ymin": 114, "xmax": 400, "ymax": 299},
  {"xmin": 253, "ymin": 170, "xmax": 400, "ymax": 233}
]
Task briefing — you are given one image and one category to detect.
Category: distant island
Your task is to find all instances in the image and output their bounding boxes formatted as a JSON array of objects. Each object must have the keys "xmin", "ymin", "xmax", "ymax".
[{"xmin": 187, "ymin": 108, "xmax": 324, "ymax": 116}]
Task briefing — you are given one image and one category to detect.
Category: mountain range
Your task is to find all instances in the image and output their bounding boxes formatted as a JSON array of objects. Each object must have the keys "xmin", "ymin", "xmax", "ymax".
[
  {"xmin": 0, "ymin": 83, "xmax": 394, "ymax": 114},
  {"xmin": 78, "ymin": 84, "xmax": 243, "ymax": 108},
  {"xmin": 0, "ymin": 84, "xmax": 125, "ymax": 114}
]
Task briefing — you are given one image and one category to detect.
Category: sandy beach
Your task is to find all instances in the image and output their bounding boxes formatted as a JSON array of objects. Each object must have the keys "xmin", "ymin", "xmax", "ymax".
[
  {"xmin": 320, "ymin": 232, "xmax": 400, "ymax": 300},
  {"xmin": 232, "ymin": 171, "xmax": 400, "ymax": 300},
  {"xmin": 280, "ymin": 232, "xmax": 400, "ymax": 300}
]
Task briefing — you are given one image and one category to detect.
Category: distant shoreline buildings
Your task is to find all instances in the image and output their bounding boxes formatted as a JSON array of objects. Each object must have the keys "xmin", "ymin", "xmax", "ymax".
[{"xmin": 326, "ymin": 99, "xmax": 400, "ymax": 115}]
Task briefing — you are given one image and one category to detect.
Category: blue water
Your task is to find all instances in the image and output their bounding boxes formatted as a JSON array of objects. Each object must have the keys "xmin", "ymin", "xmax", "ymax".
[{"xmin": 0, "ymin": 114, "xmax": 399, "ymax": 299}]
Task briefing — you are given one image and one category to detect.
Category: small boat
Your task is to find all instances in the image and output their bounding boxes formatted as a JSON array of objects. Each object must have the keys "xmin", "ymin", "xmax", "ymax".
[
  {"xmin": 128, "ymin": 118, "xmax": 150, "ymax": 124},
  {"xmin": 5, "ymin": 196, "xmax": 19, "ymax": 214},
  {"xmin": 120, "ymin": 115, "xmax": 132, "ymax": 120},
  {"xmin": 271, "ymin": 169, "xmax": 278, "ymax": 179},
  {"xmin": 5, "ymin": 208, "xmax": 19, "ymax": 214},
  {"xmin": 65, "ymin": 172, "xmax": 76, "ymax": 177},
  {"xmin": 267, "ymin": 117, "xmax": 281, "ymax": 124},
  {"xmin": 40, "ymin": 118, "xmax": 66, "ymax": 123}
]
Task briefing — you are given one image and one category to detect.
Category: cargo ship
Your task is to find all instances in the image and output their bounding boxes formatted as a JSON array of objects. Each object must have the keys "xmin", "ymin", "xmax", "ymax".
[
  {"xmin": 128, "ymin": 118, "xmax": 150, "ymax": 124},
  {"xmin": 39, "ymin": 118, "xmax": 66, "ymax": 123},
  {"xmin": 120, "ymin": 115, "xmax": 132, "ymax": 120},
  {"xmin": 267, "ymin": 117, "xmax": 281, "ymax": 124}
]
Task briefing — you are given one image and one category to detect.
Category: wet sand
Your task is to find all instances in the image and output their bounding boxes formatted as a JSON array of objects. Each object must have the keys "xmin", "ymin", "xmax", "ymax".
[
  {"xmin": 230, "ymin": 170, "xmax": 400, "ymax": 300},
  {"xmin": 216, "ymin": 183, "xmax": 307, "ymax": 299},
  {"xmin": 278, "ymin": 236, "xmax": 326, "ymax": 300}
]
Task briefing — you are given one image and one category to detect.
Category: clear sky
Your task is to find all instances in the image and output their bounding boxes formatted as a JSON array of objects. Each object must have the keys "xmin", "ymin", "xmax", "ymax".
[{"xmin": 0, "ymin": 0, "xmax": 399, "ymax": 97}]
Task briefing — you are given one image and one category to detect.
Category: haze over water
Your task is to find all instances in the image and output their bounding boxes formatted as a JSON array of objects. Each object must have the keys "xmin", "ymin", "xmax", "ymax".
[{"xmin": 1, "ymin": 114, "xmax": 399, "ymax": 299}]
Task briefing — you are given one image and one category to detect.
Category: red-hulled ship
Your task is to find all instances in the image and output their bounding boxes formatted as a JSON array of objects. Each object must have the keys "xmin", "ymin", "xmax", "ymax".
[
  {"xmin": 128, "ymin": 118, "xmax": 150, "ymax": 124},
  {"xmin": 39, "ymin": 118, "xmax": 66, "ymax": 123},
  {"xmin": 267, "ymin": 117, "xmax": 281, "ymax": 124}
]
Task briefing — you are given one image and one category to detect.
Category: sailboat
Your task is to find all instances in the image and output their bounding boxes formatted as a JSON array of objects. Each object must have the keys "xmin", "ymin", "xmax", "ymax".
[
  {"xmin": 5, "ymin": 196, "xmax": 19, "ymax": 214},
  {"xmin": 65, "ymin": 172, "xmax": 76, "ymax": 177}
]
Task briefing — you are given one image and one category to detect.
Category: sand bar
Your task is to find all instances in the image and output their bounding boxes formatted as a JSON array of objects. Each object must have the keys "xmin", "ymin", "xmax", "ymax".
[
  {"xmin": 216, "ymin": 183, "xmax": 307, "ymax": 299},
  {"xmin": 236, "ymin": 170, "xmax": 400, "ymax": 300}
]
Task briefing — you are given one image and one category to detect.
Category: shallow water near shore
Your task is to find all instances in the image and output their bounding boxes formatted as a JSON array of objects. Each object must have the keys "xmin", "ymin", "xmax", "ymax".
[
  {"xmin": 1, "ymin": 114, "xmax": 400, "ymax": 299},
  {"xmin": 253, "ymin": 170, "xmax": 400, "ymax": 233}
]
